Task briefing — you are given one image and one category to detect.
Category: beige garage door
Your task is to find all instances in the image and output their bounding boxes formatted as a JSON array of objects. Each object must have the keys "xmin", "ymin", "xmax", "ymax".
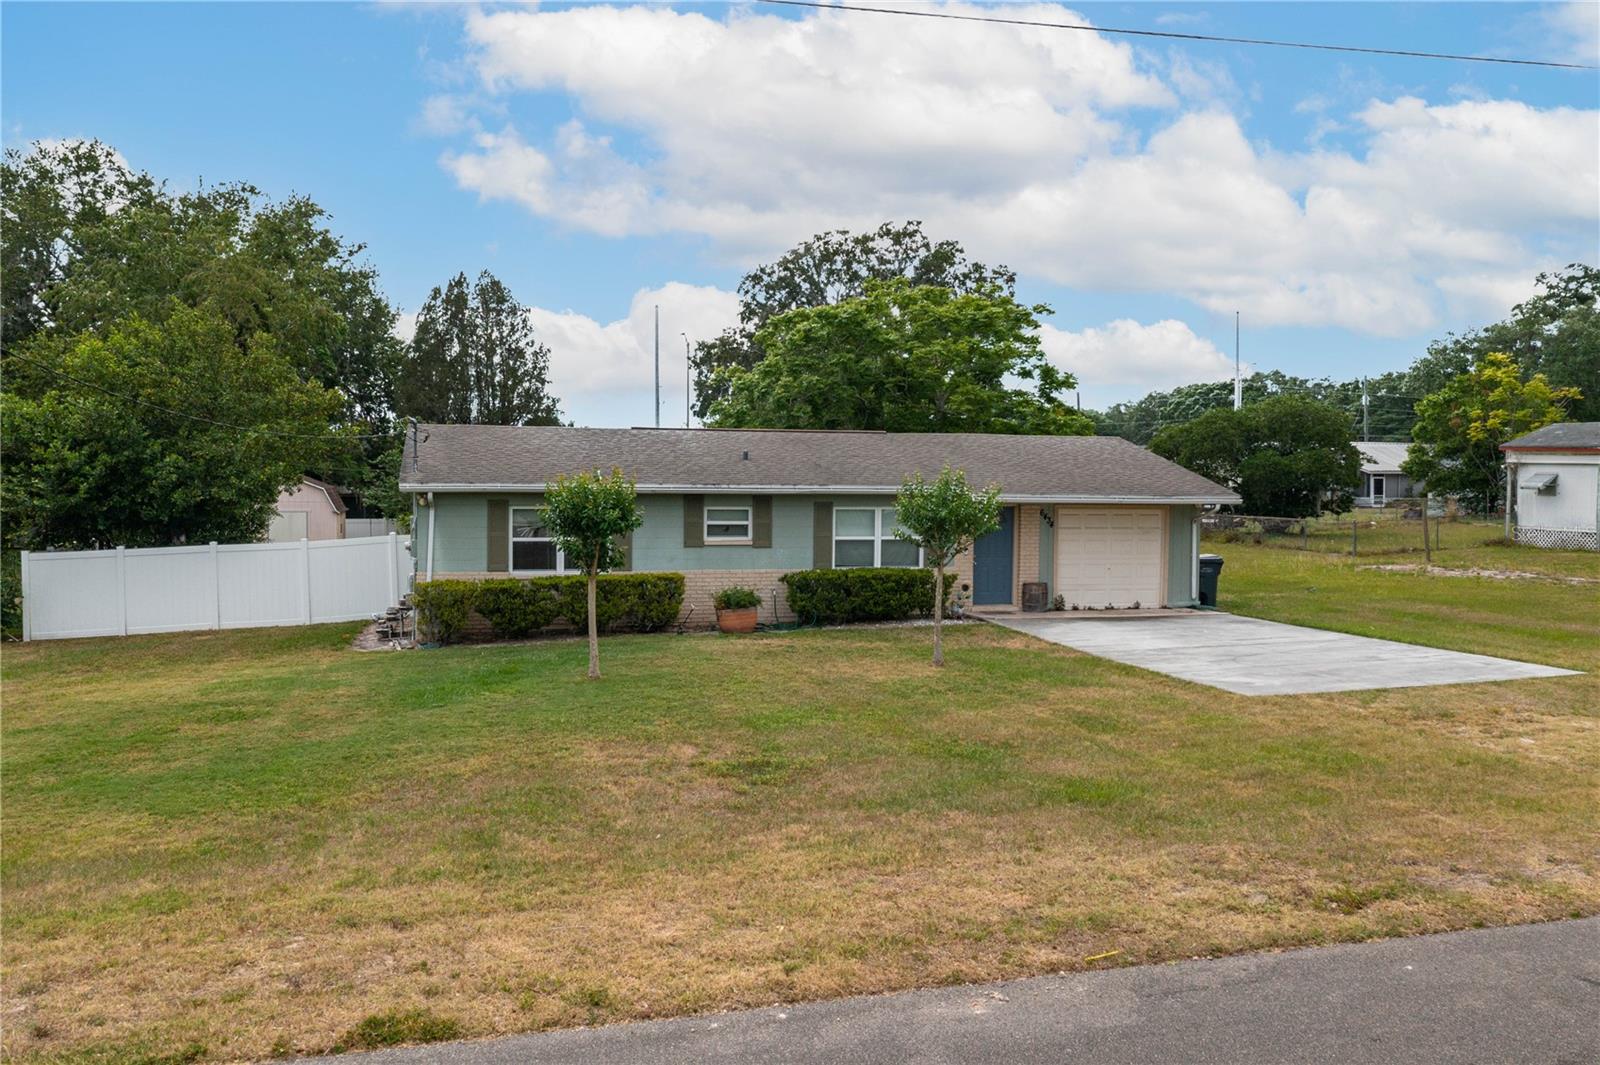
[{"xmin": 1055, "ymin": 507, "xmax": 1164, "ymax": 609}]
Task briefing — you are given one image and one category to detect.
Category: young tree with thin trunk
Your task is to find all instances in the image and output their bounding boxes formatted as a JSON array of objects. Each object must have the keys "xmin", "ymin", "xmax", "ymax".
[
  {"xmin": 540, "ymin": 469, "xmax": 643, "ymax": 679},
  {"xmin": 894, "ymin": 467, "xmax": 1001, "ymax": 667}
]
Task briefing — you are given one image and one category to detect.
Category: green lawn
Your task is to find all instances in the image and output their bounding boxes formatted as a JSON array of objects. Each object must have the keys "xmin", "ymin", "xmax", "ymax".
[
  {"xmin": 1209, "ymin": 511, "xmax": 1600, "ymax": 579},
  {"xmin": 3, "ymin": 543, "xmax": 1596, "ymax": 1063}
]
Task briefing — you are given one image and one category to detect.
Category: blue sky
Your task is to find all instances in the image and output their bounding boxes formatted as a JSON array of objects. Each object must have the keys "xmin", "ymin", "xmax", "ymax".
[{"xmin": 4, "ymin": 1, "xmax": 1597, "ymax": 427}]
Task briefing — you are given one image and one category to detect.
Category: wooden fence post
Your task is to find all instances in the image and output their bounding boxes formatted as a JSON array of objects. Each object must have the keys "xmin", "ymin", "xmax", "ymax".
[
  {"xmin": 1423, "ymin": 495, "xmax": 1432, "ymax": 565},
  {"xmin": 1351, "ymin": 519, "xmax": 1358, "ymax": 557}
]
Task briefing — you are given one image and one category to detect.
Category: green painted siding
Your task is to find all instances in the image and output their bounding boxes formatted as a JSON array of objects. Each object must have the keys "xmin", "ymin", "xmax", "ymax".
[
  {"xmin": 416, "ymin": 492, "xmax": 901, "ymax": 575},
  {"xmin": 1166, "ymin": 504, "xmax": 1197, "ymax": 606},
  {"xmin": 415, "ymin": 493, "xmax": 1199, "ymax": 595}
]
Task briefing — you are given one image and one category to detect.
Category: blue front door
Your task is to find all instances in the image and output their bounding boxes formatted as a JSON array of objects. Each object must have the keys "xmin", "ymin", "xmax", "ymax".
[{"xmin": 972, "ymin": 506, "xmax": 1015, "ymax": 605}]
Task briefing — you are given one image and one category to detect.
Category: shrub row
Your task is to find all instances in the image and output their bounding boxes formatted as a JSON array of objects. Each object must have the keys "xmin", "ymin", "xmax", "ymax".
[
  {"xmin": 780, "ymin": 567, "xmax": 957, "ymax": 625},
  {"xmin": 413, "ymin": 573, "xmax": 685, "ymax": 644}
]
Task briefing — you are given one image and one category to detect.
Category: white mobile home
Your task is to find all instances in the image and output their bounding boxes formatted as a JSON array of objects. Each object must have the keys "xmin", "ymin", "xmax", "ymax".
[{"xmin": 1502, "ymin": 422, "xmax": 1600, "ymax": 551}]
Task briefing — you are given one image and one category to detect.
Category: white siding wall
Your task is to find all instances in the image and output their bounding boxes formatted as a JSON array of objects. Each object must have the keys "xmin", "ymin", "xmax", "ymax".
[
  {"xmin": 22, "ymin": 535, "xmax": 411, "ymax": 641},
  {"xmin": 1516, "ymin": 459, "xmax": 1599, "ymax": 533}
]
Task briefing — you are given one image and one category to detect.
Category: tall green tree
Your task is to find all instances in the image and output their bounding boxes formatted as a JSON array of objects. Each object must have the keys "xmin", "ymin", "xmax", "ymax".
[
  {"xmin": 540, "ymin": 469, "xmax": 644, "ymax": 679},
  {"xmin": 1151, "ymin": 396, "xmax": 1361, "ymax": 517},
  {"xmin": 1, "ymin": 140, "xmax": 159, "ymax": 350},
  {"xmin": 1, "ymin": 140, "xmax": 404, "ymax": 435},
  {"xmin": 2, "ymin": 305, "xmax": 347, "ymax": 549},
  {"xmin": 1402, "ymin": 353, "xmax": 1581, "ymax": 513},
  {"xmin": 1093, "ymin": 369, "xmax": 1419, "ymax": 446},
  {"xmin": 1, "ymin": 140, "xmax": 406, "ymax": 517},
  {"xmin": 395, "ymin": 271, "xmax": 563, "ymax": 426},
  {"xmin": 894, "ymin": 467, "xmax": 1001, "ymax": 666},
  {"xmin": 1417, "ymin": 264, "xmax": 1599, "ymax": 421},
  {"xmin": 708, "ymin": 279, "xmax": 1092, "ymax": 435},
  {"xmin": 691, "ymin": 221, "xmax": 1016, "ymax": 418}
]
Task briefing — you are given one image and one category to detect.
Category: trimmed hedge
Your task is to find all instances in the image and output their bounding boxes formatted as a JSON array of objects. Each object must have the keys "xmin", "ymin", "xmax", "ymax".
[
  {"xmin": 780, "ymin": 567, "xmax": 957, "ymax": 625},
  {"xmin": 414, "ymin": 573, "xmax": 685, "ymax": 645},
  {"xmin": 412, "ymin": 580, "xmax": 477, "ymax": 645}
]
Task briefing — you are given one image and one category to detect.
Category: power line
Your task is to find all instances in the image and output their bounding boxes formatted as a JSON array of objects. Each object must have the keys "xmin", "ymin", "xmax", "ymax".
[
  {"xmin": 758, "ymin": 0, "xmax": 1598, "ymax": 70},
  {"xmin": 5, "ymin": 350, "xmax": 392, "ymax": 442}
]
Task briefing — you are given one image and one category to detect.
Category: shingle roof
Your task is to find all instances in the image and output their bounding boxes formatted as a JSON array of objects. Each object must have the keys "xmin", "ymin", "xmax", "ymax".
[
  {"xmin": 1355, "ymin": 442, "xmax": 1412, "ymax": 473},
  {"xmin": 401, "ymin": 425, "xmax": 1240, "ymax": 504},
  {"xmin": 1501, "ymin": 422, "xmax": 1600, "ymax": 451},
  {"xmin": 299, "ymin": 475, "xmax": 348, "ymax": 514}
]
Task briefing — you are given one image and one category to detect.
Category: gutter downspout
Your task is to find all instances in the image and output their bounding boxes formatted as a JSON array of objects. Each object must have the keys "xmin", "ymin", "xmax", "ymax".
[
  {"xmin": 1191, "ymin": 516, "xmax": 1200, "ymax": 605},
  {"xmin": 426, "ymin": 492, "xmax": 436, "ymax": 582}
]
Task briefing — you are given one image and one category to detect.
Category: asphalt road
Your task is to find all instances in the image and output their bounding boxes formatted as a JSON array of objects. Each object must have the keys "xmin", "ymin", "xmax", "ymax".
[{"xmin": 310, "ymin": 918, "xmax": 1600, "ymax": 1065}]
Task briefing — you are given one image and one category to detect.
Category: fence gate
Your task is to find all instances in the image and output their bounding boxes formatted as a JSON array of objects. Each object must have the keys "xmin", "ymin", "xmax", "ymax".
[{"xmin": 21, "ymin": 534, "xmax": 412, "ymax": 641}]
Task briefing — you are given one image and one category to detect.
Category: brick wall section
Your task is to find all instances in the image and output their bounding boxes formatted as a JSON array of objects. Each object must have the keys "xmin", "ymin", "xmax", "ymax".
[
  {"xmin": 947, "ymin": 547, "xmax": 975, "ymax": 611},
  {"xmin": 680, "ymin": 569, "xmax": 796, "ymax": 629},
  {"xmin": 1016, "ymin": 505, "xmax": 1040, "ymax": 606}
]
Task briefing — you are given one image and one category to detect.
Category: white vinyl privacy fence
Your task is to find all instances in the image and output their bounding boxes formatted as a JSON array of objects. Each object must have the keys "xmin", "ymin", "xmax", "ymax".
[{"xmin": 21, "ymin": 534, "xmax": 412, "ymax": 641}]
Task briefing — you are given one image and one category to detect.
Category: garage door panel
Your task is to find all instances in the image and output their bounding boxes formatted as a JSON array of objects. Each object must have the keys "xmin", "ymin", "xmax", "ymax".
[{"xmin": 1056, "ymin": 507, "xmax": 1163, "ymax": 609}]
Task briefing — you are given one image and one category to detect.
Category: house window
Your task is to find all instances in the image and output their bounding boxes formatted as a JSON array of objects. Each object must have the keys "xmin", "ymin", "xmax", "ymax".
[
  {"xmin": 705, "ymin": 505, "xmax": 752, "ymax": 542},
  {"xmin": 511, "ymin": 507, "xmax": 563, "ymax": 572},
  {"xmin": 834, "ymin": 507, "xmax": 922, "ymax": 568}
]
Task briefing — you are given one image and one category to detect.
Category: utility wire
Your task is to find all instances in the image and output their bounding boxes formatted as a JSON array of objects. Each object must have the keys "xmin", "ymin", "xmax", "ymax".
[
  {"xmin": 758, "ymin": 0, "xmax": 1598, "ymax": 70},
  {"xmin": 5, "ymin": 350, "xmax": 393, "ymax": 442}
]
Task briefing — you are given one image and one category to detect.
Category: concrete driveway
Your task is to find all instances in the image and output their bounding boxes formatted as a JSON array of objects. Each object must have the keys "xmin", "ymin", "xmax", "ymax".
[{"xmin": 991, "ymin": 612, "xmax": 1578, "ymax": 695}]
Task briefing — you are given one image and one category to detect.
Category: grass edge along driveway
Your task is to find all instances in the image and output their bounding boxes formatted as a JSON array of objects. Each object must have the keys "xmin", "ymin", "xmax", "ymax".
[{"xmin": 3, "ymin": 543, "xmax": 1596, "ymax": 1063}]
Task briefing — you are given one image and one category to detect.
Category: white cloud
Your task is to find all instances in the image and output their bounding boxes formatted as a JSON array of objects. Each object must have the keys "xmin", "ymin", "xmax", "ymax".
[
  {"xmin": 393, "ymin": 309, "xmax": 418, "ymax": 344},
  {"xmin": 390, "ymin": 283, "xmax": 738, "ymax": 427},
  {"xmin": 528, "ymin": 282, "xmax": 740, "ymax": 426},
  {"xmin": 413, "ymin": 94, "xmax": 480, "ymax": 136},
  {"xmin": 1040, "ymin": 318, "xmax": 1234, "ymax": 395},
  {"xmin": 431, "ymin": 2, "xmax": 1599, "ymax": 337},
  {"xmin": 1540, "ymin": 1, "xmax": 1600, "ymax": 65}
]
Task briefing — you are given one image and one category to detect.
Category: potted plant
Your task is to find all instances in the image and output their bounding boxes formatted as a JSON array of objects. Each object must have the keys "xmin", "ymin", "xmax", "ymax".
[{"xmin": 713, "ymin": 586, "xmax": 761, "ymax": 634}]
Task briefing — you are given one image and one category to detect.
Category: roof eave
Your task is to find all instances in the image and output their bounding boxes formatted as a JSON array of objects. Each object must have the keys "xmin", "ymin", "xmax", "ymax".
[{"xmin": 401, "ymin": 482, "xmax": 1239, "ymax": 505}]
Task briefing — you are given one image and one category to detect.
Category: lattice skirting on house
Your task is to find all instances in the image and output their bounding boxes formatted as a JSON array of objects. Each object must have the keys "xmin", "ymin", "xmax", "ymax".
[{"xmin": 1515, "ymin": 526, "xmax": 1599, "ymax": 551}]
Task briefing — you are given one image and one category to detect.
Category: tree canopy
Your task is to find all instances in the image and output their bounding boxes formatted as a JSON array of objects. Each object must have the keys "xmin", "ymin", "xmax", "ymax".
[
  {"xmin": 1093, "ymin": 369, "xmax": 1417, "ymax": 446},
  {"xmin": 1, "ymin": 305, "xmax": 347, "ymax": 548},
  {"xmin": 1150, "ymin": 395, "xmax": 1361, "ymax": 517},
  {"xmin": 2, "ymin": 140, "xmax": 403, "ymax": 437},
  {"xmin": 1401, "ymin": 353, "xmax": 1581, "ymax": 513},
  {"xmin": 1415, "ymin": 264, "xmax": 1598, "ymax": 422},
  {"xmin": 690, "ymin": 221, "xmax": 1016, "ymax": 418},
  {"xmin": 395, "ymin": 271, "xmax": 563, "ymax": 427},
  {"xmin": 707, "ymin": 279, "xmax": 1092, "ymax": 435},
  {"xmin": 1, "ymin": 139, "xmax": 407, "ymax": 538}
]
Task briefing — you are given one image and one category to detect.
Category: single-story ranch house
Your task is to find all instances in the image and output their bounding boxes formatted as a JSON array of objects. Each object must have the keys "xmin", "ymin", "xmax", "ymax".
[
  {"xmin": 1502, "ymin": 421, "xmax": 1600, "ymax": 551},
  {"xmin": 1354, "ymin": 442, "xmax": 1419, "ymax": 507},
  {"xmin": 401, "ymin": 425, "xmax": 1240, "ymax": 624}
]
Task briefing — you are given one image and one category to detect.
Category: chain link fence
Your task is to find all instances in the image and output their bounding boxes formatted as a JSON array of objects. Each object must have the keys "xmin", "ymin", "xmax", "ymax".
[{"xmin": 1201, "ymin": 500, "xmax": 1504, "ymax": 557}]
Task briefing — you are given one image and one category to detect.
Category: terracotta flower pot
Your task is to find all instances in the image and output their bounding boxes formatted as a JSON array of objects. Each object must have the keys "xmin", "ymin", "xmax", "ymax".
[{"xmin": 717, "ymin": 606, "xmax": 759, "ymax": 634}]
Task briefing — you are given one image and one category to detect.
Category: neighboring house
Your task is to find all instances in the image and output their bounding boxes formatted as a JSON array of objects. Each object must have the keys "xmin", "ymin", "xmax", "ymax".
[
  {"xmin": 1354, "ymin": 442, "xmax": 1418, "ymax": 506},
  {"xmin": 400, "ymin": 425, "xmax": 1240, "ymax": 625},
  {"xmin": 268, "ymin": 476, "xmax": 347, "ymax": 542},
  {"xmin": 1501, "ymin": 422, "xmax": 1600, "ymax": 551}
]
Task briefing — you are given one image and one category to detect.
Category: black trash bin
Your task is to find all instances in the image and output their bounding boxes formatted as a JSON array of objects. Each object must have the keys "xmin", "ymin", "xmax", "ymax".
[{"xmin": 1197, "ymin": 554, "xmax": 1224, "ymax": 608}]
